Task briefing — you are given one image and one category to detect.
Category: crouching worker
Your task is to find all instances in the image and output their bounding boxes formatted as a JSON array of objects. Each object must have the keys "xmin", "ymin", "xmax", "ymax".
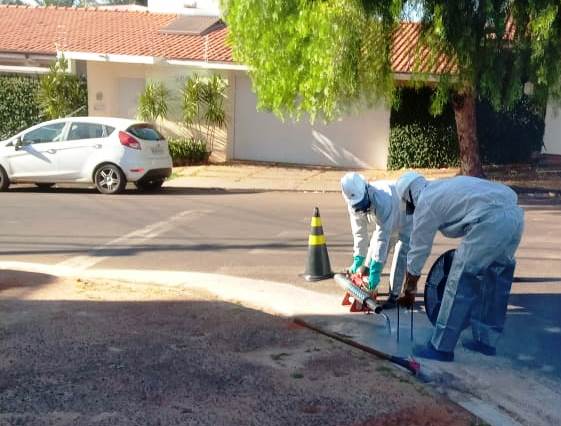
[
  {"xmin": 340, "ymin": 172, "xmax": 412, "ymax": 309},
  {"xmin": 396, "ymin": 172, "xmax": 524, "ymax": 362}
]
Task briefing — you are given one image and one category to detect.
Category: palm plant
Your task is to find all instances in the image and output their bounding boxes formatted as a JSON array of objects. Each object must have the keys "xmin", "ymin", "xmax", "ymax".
[
  {"xmin": 182, "ymin": 74, "xmax": 205, "ymax": 142},
  {"xmin": 181, "ymin": 74, "xmax": 227, "ymax": 153},
  {"xmin": 137, "ymin": 81, "xmax": 169, "ymax": 129}
]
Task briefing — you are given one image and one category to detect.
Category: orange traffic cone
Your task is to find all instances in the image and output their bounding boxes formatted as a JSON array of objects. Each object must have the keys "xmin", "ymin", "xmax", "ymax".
[{"xmin": 301, "ymin": 207, "xmax": 334, "ymax": 282}]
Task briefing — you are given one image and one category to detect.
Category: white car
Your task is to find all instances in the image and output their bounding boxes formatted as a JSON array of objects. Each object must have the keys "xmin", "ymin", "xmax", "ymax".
[{"xmin": 0, "ymin": 117, "xmax": 173, "ymax": 194}]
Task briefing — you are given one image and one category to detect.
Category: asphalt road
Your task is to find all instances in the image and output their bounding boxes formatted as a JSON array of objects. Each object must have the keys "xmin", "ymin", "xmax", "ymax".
[{"xmin": 1, "ymin": 185, "xmax": 560, "ymax": 289}]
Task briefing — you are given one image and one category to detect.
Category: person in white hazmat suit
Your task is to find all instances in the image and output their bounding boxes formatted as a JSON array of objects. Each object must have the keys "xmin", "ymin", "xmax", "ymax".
[
  {"xmin": 341, "ymin": 172, "xmax": 413, "ymax": 309},
  {"xmin": 395, "ymin": 172, "xmax": 524, "ymax": 362}
]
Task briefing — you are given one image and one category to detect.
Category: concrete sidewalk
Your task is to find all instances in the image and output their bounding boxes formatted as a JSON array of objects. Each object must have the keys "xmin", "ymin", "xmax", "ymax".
[
  {"xmin": 165, "ymin": 163, "xmax": 458, "ymax": 192},
  {"xmin": 164, "ymin": 162, "xmax": 561, "ymax": 195}
]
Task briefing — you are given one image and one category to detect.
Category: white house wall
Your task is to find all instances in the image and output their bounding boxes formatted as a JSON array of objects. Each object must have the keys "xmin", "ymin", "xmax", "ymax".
[
  {"xmin": 86, "ymin": 61, "xmax": 228, "ymax": 161},
  {"xmin": 86, "ymin": 63, "xmax": 391, "ymax": 168},
  {"xmin": 87, "ymin": 61, "xmax": 146, "ymax": 118},
  {"xmin": 232, "ymin": 74, "xmax": 391, "ymax": 169},
  {"xmin": 543, "ymin": 101, "xmax": 561, "ymax": 156}
]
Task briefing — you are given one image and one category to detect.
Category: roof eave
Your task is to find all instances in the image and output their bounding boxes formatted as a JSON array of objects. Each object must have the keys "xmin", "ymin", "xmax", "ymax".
[
  {"xmin": 61, "ymin": 51, "xmax": 160, "ymax": 65},
  {"xmin": 62, "ymin": 51, "xmax": 246, "ymax": 70},
  {"xmin": 0, "ymin": 64, "xmax": 50, "ymax": 75}
]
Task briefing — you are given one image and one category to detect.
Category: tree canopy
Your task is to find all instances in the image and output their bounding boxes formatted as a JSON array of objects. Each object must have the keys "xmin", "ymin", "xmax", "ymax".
[
  {"xmin": 223, "ymin": 0, "xmax": 561, "ymax": 116},
  {"xmin": 222, "ymin": 1, "xmax": 561, "ymax": 174},
  {"xmin": 221, "ymin": 0, "xmax": 403, "ymax": 122},
  {"xmin": 416, "ymin": 1, "xmax": 561, "ymax": 114}
]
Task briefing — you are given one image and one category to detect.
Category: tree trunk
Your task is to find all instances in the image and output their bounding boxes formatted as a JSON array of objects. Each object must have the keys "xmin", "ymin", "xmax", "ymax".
[{"xmin": 451, "ymin": 92, "xmax": 485, "ymax": 177}]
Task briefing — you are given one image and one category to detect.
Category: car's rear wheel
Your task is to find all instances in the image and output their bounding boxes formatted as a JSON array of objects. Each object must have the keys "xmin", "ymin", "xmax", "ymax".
[
  {"xmin": 94, "ymin": 164, "xmax": 126, "ymax": 194},
  {"xmin": 35, "ymin": 183, "xmax": 55, "ymax": 189},
  {"xmin": 0, "ymin": 166, "xmax": 10, "ymax": 191},
  {"xmin": 134, "ymin": 179, "xmax": 165, "ymax": 192}
]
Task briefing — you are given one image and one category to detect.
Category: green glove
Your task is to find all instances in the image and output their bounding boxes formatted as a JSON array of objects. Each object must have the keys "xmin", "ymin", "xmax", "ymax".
[
  {"xmin": 349, "ymin": 255, "xmax": 365, "ymax": 274},
  {"xmin": 368, "ymin": 260, "xmax": 383, "ymax": 291}
]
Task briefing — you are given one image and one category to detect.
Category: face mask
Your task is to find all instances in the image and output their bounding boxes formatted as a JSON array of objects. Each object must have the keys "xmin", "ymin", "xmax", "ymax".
[
  {"xmin": 405, "ymin": 189, "xmax": 415, "ymax": 215},
  {"xmin": 353, "ymin": 191, "xmax": 371, "ymax": 213}
]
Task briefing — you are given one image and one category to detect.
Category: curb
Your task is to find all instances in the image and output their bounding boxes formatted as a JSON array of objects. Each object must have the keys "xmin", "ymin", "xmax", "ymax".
[{"xmin": 164, "ymin": 182, "xmax": 561, "ymax": 197}]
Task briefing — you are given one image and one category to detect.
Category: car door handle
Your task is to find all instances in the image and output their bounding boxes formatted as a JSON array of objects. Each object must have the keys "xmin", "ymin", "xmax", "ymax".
[
  {"xmin": 47, "ymin": 149, "xmax": 57, "ymax": 154},
  {"xmin": 94, "ymin": 144, "xmax": 102, "ymax": 149}
]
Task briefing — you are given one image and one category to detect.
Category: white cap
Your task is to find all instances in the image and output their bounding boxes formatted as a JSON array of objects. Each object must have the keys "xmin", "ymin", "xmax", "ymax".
[
  {"xmin": 341, "ymin": 172, "xmax": 367, "ymax": 205},
  {"xmin": 396, "ymin": 171, "xmax": 423, "ymax": 200}
]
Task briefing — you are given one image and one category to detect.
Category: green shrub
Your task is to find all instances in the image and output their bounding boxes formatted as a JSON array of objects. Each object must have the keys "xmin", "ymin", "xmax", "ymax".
[
  {"xmin": 138, "ymin": 80, "xmax": 169, "ymax": 123},
  {"xmin": 181, "ymin": 74, "xmax": 227, "ymax": 153},
  {"xmin": 38, "ymin": 56, "xmax": 87, "ymax": 119},
  {"xmin": 168, "ymin": 137, "xmax": 209, "ymax": 166},
  {"xmin": 0, "ymin": 75, "xmax": 43, "ymax": 139},
  {"xmin": 388, "ymin": 124, "xmax": 459, "ymax": 169},
  {"xmin": 388, "ymin": 88, "xmax": 545, "ymax": 169},
  {"xmin": 388, "ymin": 88, "xmax": 459, "ymax": 169}
]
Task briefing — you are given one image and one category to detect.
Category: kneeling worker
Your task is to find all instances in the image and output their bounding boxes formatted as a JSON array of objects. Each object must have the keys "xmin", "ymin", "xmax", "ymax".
[
  {"xmin": 396, "ymin": 172, "xmax": 524, "ymax": 361},
  {"xmin": 341, "ymin": 172, "xmax": 412, "ymax": 309}
]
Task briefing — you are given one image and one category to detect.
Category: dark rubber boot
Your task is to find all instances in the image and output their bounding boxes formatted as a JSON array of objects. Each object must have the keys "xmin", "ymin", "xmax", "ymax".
[
  {"xmin": 413, "ymin": 341, "xmax": 454, "ymax": 362},
  {"xmin": 380, "ymin": 293, "xmax": 398, "ymax": 310},
  {"xmin": 462, "ymin": 338, "xmax": 497, "ymax": 356}
]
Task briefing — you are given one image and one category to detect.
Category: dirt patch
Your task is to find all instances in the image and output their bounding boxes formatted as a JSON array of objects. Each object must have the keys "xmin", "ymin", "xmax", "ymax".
[{"xmin": 0, "ymin": 271, "xmax": 476, "ymax": 426}]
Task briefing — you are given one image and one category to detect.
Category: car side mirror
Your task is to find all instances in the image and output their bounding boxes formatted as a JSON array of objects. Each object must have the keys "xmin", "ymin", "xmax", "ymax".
[{"xmin": 14, "ymin": 137, "xmax": 23, "ymax": 151}]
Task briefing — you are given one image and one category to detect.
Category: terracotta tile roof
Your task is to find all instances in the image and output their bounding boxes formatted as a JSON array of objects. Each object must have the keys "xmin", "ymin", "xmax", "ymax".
[
  {"xmin": 0, "ymin": 5, "xmax": 231, "ymax": 62},
  {"xmin": 0, "ymin": 5, "xmax": 456, "ymax": 74},
  {"xmin": 391, "ymin": 22, "xmax": 457, "ymax": 75}
]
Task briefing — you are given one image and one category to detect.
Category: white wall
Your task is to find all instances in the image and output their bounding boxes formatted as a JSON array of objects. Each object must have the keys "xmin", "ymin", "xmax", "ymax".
[
  {"xmin": 147, "ymin": 0, "xmax": 220, "ymax": 15},
  {"xmin": 87, "ymin": 61, "xmax": 147, "ymax": 118},
  {"xmin": 86, "ymin": 61, "xmax": 228, "ymax": 161},
  {"xmin": 86, "ymin": 64, "xmax": 392, "ymax": 168},
  {"xmin": 232, "ymin": 74, "xmax": 391, "ymax": 169},
  {"xmin": 543, "ymin": 101, "xmax": 561, "ymax": 156}
]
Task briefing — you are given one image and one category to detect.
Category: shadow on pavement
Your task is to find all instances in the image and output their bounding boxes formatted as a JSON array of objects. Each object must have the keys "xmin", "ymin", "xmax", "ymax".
[
  {"xmin": 0, "ymin": 269, "xmax": 57, "ymax": 292},
  {"xmin": 6, "ymin": 185, "xmax": 264, "ymax": 196},
  {"xmin": 0, "ymin": 240, "xmax": 349, "ymax": 257},
  {"xmin": 513, "ymin": 276, "xmax": 561, "ymax": 283}
]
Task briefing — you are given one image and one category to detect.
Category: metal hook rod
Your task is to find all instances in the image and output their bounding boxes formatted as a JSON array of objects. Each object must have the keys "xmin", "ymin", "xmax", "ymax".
[
  {"xmin": 410, "ymin": 307, "xmax": 414, "ymax": 341},
  {"xmin": 397, "ymin": 305, "xmax": 400, "ymax": 342}
]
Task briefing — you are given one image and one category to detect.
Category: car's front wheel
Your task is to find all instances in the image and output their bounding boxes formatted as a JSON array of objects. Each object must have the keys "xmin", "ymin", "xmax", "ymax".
[
  {"xmin": 134, "ymin": 179, "xmax": 165, "ymax": 192},
  {"xmin": 0, "ymin": 166, "xmax": 10, "ymax": 191},
  {"xmin": 94, "ymin": 164, "xmax": 126, "ymax": 194}
]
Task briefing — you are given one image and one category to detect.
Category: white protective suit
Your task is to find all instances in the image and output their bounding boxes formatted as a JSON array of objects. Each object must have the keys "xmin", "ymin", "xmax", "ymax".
[
  {"xmin": 407, "ymin": 176, "xmax": 524, "ymax": 352},
  {"xmin": 348, "ymin": 180, "xmax": 413, "ymax": 296}
]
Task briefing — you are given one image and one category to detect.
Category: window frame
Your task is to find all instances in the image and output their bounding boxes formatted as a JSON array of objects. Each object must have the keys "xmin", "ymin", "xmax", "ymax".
[
  {"xmin": 66, "ymin": 122, "xmax": 108, "ymax": 142},
  {"xmin": 21, "ymin": 122, "xmax": 68, "ymax": 145}
]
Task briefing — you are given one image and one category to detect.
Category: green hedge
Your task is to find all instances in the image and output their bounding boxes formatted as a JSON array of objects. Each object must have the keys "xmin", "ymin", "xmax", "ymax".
[
  {"xmin": 388, "ymin": 88, "xmax": 545, "ymax": 169},
  {"xmin": 388, "ymin": 124, "xmax": 459, "ymax": 169},
  {"xmin": 0, "ymin": 75, "xmax": 43, "ymax": 140},
  {"xmin": 168, "ymin": 138, "xmax": 209, "ymax": 166}
]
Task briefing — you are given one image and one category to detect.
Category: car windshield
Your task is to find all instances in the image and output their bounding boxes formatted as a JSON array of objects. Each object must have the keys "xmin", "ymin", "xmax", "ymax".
[{"xmin": 127, "ymin": 124, "xmax": 164, "ymax": 141}]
